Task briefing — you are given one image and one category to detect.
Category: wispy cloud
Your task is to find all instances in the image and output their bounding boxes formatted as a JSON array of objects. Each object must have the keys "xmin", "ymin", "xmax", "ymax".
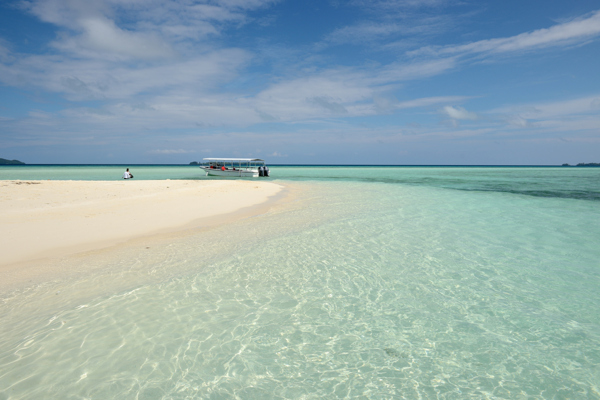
[
  {"xmin": 22, "ymin": 0, "xmax": 279, "ymax": 59},
  {"xmin": 442, "ymin": 94, "xmax": 600, "ymax": 134},
  {"xmin": 321, "ymin": 0, "xmax": 455, "ymax": 49},
  {"xmin": 505, "ymin": 116, "xmax": 532, "ymax": 128},
  {"xmin": 0, "ymin": 48, "xmax": 251, "ymax": 101},
  {"xmin": 3, "ymin": 1, "xmax": 600, "ymax": 164},
  {"xmin": 323, "ymin": 17, "xmax": 449, "ymax": 47},
  {"xmin": 149, "ymin": 149, "xmax": 195, "ymax": 154},
  {"xmin": 53, "ymin": 16, "xmax": 176, "ymax": 60},
  {"xmin": 6, "ymin": 2, "xmax": 596, "ymax": 131},
  {"xmin": 0, "ymin": 39, "xmax": 11, "ymax": 61},
  {"xmin": 491, "ymin": 95, "xmax": 600, "ymax": 120},
  {"xmin": 396, "ymin": 96, "xmax": 472, "ymax": 109},
  {"xmin": 349, "ymin": 0, "xmax": 450, "ymax": 11},
  {"xmin": 412, "ymin": 10, "xmax": 600, "ymax": 57},
  {"xmin": 442, "ymin": 105, "xmax": 478, "ymax": 120},
  {"xmin": 324, "ymin": 22, "xmax": 406, "ymax": 46},
  {"xmin": 249, "ymin": 58, "xmax": 459, "ymax": 121}
]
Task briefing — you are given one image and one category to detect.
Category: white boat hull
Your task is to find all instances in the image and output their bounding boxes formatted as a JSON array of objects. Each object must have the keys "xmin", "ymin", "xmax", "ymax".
[{"xmin": 201, "ymin": 167, "xmax": 259, "ymax": 177}]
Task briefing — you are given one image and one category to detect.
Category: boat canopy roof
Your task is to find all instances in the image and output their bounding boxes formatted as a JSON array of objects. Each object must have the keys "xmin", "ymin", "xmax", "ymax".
[{"xmin": 203, "ymin": 158, "xmax": 265, "ymax": 162}]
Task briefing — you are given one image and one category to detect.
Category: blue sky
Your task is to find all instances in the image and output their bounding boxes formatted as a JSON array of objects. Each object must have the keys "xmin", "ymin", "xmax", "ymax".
[{"xmin": 0, "ymin": 0, "xmax": 599, "ymax": 164}]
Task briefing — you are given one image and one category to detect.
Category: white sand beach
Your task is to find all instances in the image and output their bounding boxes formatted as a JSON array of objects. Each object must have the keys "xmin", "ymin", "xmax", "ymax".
[{"xmin": 0, "ymin": 180, "xmax": 283, "ymax": 271}]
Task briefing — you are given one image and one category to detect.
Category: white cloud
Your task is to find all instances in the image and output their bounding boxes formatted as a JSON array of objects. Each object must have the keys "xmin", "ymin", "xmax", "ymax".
[
  {"xmin": 55, "ymin": 17, "xmax": 175, "ymax": 60},
  {"xmin": 0, "ymin": 40, "xmax": 464, "ymax": 129},
  {"xmin": 22, "ymin": 0, "xmax": 279, "ymax": 60},
  {"xmin": 248, "ymin": 61, "xmax": 458, "ymax": 122},
  {"xmin": 457, "ymin": 95, "xmax": 600, "ymax": 134},
  {"xmin": 413, "ymin": 10, "xmax": 600, "ymax": 57},
  {"xmin": 25, "ymin": 0, "xmax": 279, "ymax": 26},
  {"xmin": 0, "ymin": 39, "xmax": 11, "ymax": 62},
  {"xmin": 350, "ymin": 0, "xmax": 449, "ymax": 10},
  {"xmin": 308, "ymin": 96, "xmax": 349, "ymax": 114},
  {"xmin": 0, "ymin": 48, "xmax": 251, "ymax": 101},
  {"xmin": 505, "ymin": 116, "xmax": 531, "ymax": 128},
  {"xmin": 324, "ymin": 22, "xmax": 405, "ymax": 45},
  {"xmin": 149, "ymin": 149, "xmax": 195, "ymax": 154},
  {"xmin": 374, "ymin": 58, "xmax": 456, "ymax": 84},
  {"xmin": 322, "ymin": 20, "xmax": 448, "ymax": 47},
  {"xmin": 442, "ymin": 105, "xmax": 477, "ymax": 120},
  {"xmin": 4, "ymin": 0, "xmax": 599, "ymax": 162},
  {"xmin": 492, "ymin": 95, "xmax": 600, "ymax": 120},
  {"xmin": 252, "ymin": 74, "xmax": 370, "ymax": 121},
  {"xmin": 395, "ymin": 96, "xmax": 470, "ymax": 109},
  {"xmin": 24, "ymin": 0, "xmax": 108, "ymax": 28},
  {"xmin": 320, "ymin": 4, "xmax": 453, "ymax": 49},
  {"xmin": 23, "ymin": 1, "xmax": 175, "ymax": 60}
]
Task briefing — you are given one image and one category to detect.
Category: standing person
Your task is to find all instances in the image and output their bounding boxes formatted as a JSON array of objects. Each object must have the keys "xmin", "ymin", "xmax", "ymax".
[{"xmin": 123, "ymin": 168, "xmax": 133, "ymax": 179}]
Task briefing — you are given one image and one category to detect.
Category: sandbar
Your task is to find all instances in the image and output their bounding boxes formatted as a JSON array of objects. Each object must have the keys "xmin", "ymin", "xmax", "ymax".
[{"xmin": 0, "ymin": 180, "xmax": 283, "ymax": 271}]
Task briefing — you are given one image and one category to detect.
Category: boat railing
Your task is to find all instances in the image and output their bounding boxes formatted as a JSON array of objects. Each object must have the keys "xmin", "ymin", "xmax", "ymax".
[{"xmin": 202, "ymin": 161, "xmax": 264, "ymax": 170}]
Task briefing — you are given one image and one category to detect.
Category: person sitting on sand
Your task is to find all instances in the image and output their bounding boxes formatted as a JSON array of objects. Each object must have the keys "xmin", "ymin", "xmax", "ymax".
[{"xmin": 123, "ymin": 168, "xmax": 133, "ymax": 179}]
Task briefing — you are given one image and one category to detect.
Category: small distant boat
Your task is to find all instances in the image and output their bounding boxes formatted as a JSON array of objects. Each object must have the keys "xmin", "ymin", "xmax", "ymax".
[{"xmin": 200, "ymin": 158, "xmax": 270, "ymax": 178}]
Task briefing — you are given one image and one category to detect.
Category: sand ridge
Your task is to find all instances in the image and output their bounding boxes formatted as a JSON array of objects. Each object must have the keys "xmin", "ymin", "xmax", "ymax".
[{"xmin": 0, "ymin": 179, "xmax": 283, "ymax": 267}]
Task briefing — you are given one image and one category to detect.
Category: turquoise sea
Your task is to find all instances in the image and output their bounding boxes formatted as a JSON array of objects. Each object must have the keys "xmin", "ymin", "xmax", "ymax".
[{"xmin": 1, "ymin": 166, "xmax": 600, "ymax": 399}]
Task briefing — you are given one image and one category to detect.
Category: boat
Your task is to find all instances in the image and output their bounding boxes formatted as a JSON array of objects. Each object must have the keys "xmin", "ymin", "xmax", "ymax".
[{"xmin": 200, "ymin": 158, "xmax": 270, "ymax": 177}]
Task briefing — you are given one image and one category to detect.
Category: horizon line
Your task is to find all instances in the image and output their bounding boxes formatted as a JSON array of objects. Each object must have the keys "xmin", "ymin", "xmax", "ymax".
[{"xmin": 2, "ymin": 163, "xmax": 596, "ymax": 167}]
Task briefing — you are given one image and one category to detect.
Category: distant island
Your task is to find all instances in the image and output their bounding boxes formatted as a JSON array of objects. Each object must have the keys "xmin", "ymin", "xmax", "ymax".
[
  {"xmin": 0, "ymin": 158, "xmax": 25, "ymax": 165},
  {"xmin": 189, "ymin": 161, "xmax": 200, "ymax": 165},
  {"xmin": 562, "ymin": 163, "xmax": 600, "ymax": 167}
]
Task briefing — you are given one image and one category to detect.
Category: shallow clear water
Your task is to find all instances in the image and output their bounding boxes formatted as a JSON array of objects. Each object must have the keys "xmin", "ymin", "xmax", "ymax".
[
  {"xmin": 2, "ymin": 165, "xmax": 599, "ymax": 201},
  {"xmin": 1, "ymin": 167, "xmax": 599, "ymax": 399}
]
